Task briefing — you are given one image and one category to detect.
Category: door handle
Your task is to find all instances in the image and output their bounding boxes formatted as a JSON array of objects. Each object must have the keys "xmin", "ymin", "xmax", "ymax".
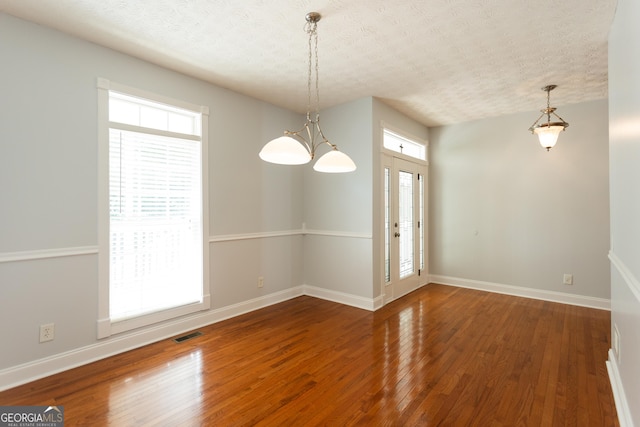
[{"xmin": 394, "ymin": 232, "xmax": 400, "ymax": 237}]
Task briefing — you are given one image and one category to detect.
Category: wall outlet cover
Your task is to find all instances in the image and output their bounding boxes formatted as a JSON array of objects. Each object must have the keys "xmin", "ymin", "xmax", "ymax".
[{"xmin": 39, "ymin": 323, "xmax": 55, "ymax": 343}]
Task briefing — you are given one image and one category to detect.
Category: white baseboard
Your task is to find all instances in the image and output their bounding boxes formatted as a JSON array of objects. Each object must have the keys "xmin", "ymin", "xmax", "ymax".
[
  {"xmin": 0, "ymin": 285, "xmax": 382, "ymax": 392},
  {"xmin": 0, "ymin": 276, "xmax": 610, "ymax": 392},
  {"xmin": 607, "ymin": 349, "xmax": 634, "ymax": 427},
  {"xmin": 0, "ymin": 287, "xmax": 304, "ymax": 392},
  {"xmin": 429, "ymin": 275, "xmax": 611, "ymax": 310},
  {"xmin": 302, "ymin": 284, "xmax": 381, "ymax": 311}
]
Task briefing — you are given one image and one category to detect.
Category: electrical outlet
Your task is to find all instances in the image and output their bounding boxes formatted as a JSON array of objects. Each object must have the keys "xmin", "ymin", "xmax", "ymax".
[
  {"xmin": 563, "ymin": 274, "xmax": 573, "ymax": 285},
  {"xmin": 258, "ymin": 276, "xmax": 264, "ymax": 288},
  {"xmin": 40, "ymin": 323, "xmax": 55, "ymax": 343}
]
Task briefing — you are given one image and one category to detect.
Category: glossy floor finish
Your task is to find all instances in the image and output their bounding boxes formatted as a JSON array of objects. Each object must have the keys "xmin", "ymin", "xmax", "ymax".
[{"xmin": 0, "ymin": 284, "xmax": 618, "ymax": 426}]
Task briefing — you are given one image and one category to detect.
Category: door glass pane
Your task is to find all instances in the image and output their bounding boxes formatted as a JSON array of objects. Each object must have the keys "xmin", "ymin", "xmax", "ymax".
[
  {"xmin": 419, "ymin": 173, "xmax": 424, "ymax": 271},
  {"xmin": 384, "ymin": 167, "xmax": 391, "ymax": 283},
  {"xmin": 399, "ymin": 170, "xmax": 414, "ymax": 278}
]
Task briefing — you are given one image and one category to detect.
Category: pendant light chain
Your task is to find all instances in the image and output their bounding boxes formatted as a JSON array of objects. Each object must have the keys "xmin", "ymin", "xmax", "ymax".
[
  {"xmin": 306, "ymin": 21, "xmax": 313, "ymax": 120},
  {"xmin": 546, "ymin": 87, "xmax": 552, "ymax": 122},
  {"xmin": 305, "ymin": 19, "xmax": 320, "ymax": 120},
  {"xmin": 314, "ymin": 23, "xmax": 320, "ymax": 119}
]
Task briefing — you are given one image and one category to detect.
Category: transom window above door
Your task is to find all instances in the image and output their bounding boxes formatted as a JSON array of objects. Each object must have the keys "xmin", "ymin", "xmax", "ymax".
[{"xmin": 383, "ymin": 128, "xmax": 427, "ymax": 161}]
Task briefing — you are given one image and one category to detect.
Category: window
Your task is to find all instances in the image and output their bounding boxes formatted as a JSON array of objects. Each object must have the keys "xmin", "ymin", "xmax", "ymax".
[
  {"xmin": 97, "ymin": 80, "xmax": 209, "ymax": 338},
  {"xmin": 383, "ymin": 128, "xmax": 427, "ymax": 161}
]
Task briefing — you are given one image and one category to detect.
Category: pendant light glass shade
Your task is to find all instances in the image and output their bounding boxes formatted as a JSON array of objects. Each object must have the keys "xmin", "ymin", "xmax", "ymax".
[
  {"xmin": 533, "ymin": 125, "xmax": 564, "ymax": 150},
  {"xmin": 313, "ymin": 149, "xmax": 357, "ymax": 173},
  {"xmin": 259, "ymin": 136, "xmax": 311, "ymax": 165}
]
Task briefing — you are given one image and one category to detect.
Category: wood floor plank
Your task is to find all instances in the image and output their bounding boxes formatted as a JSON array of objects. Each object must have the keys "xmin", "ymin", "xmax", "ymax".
[{"xmin": 0, "ymin": 284, "xmax": 618, "ymax": 426}]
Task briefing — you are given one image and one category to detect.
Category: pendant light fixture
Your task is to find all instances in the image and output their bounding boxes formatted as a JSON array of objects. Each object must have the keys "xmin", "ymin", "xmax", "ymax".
[
  {"xmin": 259, "ymin": 12, "xmax": 356, "ymax": 173},
  {"xmin": 528, "ymin": 85, "xmax": 569, "ymax": 151}
]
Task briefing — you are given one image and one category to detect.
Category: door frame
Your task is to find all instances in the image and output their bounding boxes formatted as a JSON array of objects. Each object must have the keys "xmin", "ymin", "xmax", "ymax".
[{"xmin": 380, "ymin": 151, "xmax": 428, "ymax": 305}]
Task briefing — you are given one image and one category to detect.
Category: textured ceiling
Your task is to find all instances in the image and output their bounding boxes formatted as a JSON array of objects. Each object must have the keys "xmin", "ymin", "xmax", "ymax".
[{"xmin": 0, "ymin": 0, "xmax": 617, "ymax": 126}]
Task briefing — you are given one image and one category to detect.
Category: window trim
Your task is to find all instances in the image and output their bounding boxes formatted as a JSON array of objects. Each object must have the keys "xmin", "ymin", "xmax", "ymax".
[
  {"xmin": 380, "ymin": 121, "xmax": 429, "ymax": 165},
  {"xmin": 97, "ymin": 78, "xmax": 210, "ymax": 339}
]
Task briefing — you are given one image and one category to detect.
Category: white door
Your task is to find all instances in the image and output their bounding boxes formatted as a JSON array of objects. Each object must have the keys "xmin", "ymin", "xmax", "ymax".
[{"xmin": 384, "ymin": 157, "xmax": 426, "ymax": 303}]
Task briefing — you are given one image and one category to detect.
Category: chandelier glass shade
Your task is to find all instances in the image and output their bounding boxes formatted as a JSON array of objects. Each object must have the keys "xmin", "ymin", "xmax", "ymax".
[
  {"xmin": 313, "ymin": 148, "xmax": 357, "ymax": 173},
  {"xmin": 259, "ymin": 12, "xmax": 356, "ymax": 173},
  {"xmin": 258, "ymin": 135, "xmax": 310, "ymax": 165},
  {"xmin": 529, "ymin": 85, "xmax": 569, "ymax": 151}
]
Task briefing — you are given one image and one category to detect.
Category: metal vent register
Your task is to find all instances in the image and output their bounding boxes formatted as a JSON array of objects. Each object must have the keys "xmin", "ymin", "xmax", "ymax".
[{"xmin": 172, "ymin": 331, "xmax": 202, "ymax": 343}]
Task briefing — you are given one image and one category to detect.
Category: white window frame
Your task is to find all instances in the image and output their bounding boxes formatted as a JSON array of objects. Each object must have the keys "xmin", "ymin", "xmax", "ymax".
[
  {"xmin": 97, "ymin": 78, "xmax": 210, "ymax": 339},
  {"xmin": 381, "ymin": 122, "xmax": 429, "ymax": 165}
]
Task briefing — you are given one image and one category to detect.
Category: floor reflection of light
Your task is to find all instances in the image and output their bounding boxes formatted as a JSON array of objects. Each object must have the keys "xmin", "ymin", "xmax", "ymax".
[
  {"xmin": 108, "ymin": 349, "xmax": 203, "ymax": 424},
  {"xmin": 398, "ymin": 306, "xmax": 414, "ymax": 376},
  {"xmin": 380, "ymin": 305, "xmax": 418, "ymax": 412}
]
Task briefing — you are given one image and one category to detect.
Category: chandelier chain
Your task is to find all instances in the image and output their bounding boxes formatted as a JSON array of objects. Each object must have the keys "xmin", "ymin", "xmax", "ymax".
[
  {"xmin": 306, "ymin": 21, "xmax": 313, "ymax": 119},
  {"xmin": 314, "ymin": 24, "xmax": 320, "ymax": 118},
  {"xmin": 305, "ymin": 19, "xmax": 320, "ymax": 119}
]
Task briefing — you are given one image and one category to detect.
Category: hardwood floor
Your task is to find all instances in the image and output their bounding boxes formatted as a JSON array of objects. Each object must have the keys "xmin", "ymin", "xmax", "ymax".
[{"xmin": 0, "ymin": 284, "xmax": 618, "ymax": 426}]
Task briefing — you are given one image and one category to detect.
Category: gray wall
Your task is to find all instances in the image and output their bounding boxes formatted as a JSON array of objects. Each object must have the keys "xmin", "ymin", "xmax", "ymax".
[
  {"xmin": 429, "ymin": 100, "xmax": 610, "ymax": 299},
  {"xmin": 608, "ymin": 0, "xmax": 640, "ymax": 423},
  {"xmin": 0, "ymin": 13, "xmax": 304, "ymax": 371},
  {"xmin": 303, "ymin": 97, "xmax": 374, "ymax": 299}
]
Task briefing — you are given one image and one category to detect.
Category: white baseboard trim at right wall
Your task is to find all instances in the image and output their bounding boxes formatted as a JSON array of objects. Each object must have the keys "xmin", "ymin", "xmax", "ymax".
[
  {"xmin": 607, "ymin": 349, "xmax": 633, "ymax": 427},
  {"xmin": 428, "ymin": 275, "xmax": 611, "ymax": 310},
  {"xmin": 302, "ymin": 285, "xmax": 383, "ymax": 311}
]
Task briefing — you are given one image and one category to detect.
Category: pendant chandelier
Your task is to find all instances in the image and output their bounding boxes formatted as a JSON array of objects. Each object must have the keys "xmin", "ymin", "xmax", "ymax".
[
  {"xmin": 259, "ymin": 12, "xmax": 356, "ymax": 173},
  {"xmin": 528, "ymin": 85, "xmax": 569, "ymax": 151}
]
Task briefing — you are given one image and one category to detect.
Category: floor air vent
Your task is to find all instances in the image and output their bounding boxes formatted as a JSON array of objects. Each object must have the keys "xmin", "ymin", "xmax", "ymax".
[{"xmin": 173, "ymin": 331, "xmax": 202, "ymax": 343}]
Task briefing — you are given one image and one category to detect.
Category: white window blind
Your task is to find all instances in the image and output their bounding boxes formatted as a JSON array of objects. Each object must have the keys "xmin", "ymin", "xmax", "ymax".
[{"xmin": 108, "ymin": 92, "xmax": 203, "ymax": 322}]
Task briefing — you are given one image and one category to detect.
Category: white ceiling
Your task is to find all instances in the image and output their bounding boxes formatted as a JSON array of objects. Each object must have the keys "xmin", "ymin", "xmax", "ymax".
[{"xmin": 0, "ymin": 0, "xmax": 617, "ymax": 127}]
